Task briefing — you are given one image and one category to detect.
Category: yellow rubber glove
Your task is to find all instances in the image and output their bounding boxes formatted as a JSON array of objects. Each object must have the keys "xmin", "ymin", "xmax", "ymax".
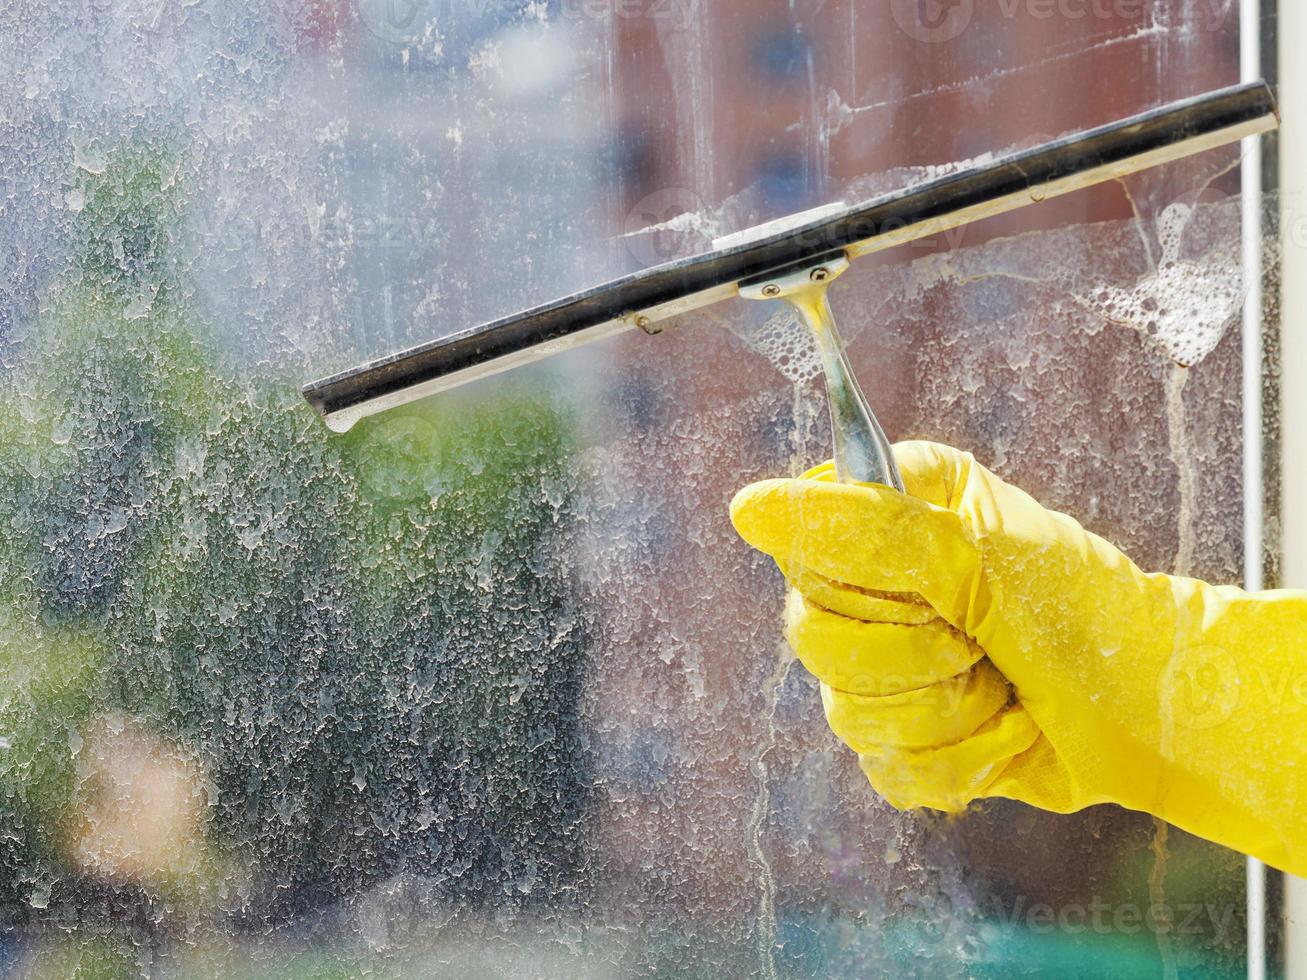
[{"xmin": 731, "ymin": 441, "xmax": 1307, "ymax": 876}]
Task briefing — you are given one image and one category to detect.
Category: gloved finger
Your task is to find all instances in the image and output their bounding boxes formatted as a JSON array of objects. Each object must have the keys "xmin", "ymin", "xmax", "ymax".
[
  {"xmin": 858, "ymin": 705, "xmax": 1042, "ymax": 812},
  {"xmin": 984, "ymin": 735, "xmax": 1082, "ymax": 815},
  {"xmin": 778, "ymin": 563, "xmax": 939, "ymax": 625},
  {"xmin": 785, "ymin": 591, "xmax": 983, "ymax": 697},
  {"xmin": 730, "ymin": 477, "xmax": 982, "ymax": 630},
  {"xmin": 893, "ymin": 440, "xmax": 978, "ymax": 510},
  {"xmin": 820, "ymin": 660, "xmax": 1011, "ymax": 752},
  {"xmin": 796, "ymin": 440, "xmax": 977, "ymax": 512}
]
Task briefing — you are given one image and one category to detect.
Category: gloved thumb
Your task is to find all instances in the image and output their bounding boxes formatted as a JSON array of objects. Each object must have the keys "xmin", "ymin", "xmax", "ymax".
[{"xmin": 729, "ymin": 476, "xmax": 984, "ymax": 631}]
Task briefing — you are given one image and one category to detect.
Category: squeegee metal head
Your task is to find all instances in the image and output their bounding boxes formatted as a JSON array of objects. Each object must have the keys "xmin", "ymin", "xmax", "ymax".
[{"xmin": 303, "ymin": 81, "xmax": 1278, "ymax": 434}]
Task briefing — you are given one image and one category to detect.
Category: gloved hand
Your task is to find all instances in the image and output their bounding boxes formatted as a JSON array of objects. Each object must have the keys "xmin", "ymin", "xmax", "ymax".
[{"xmin": 731, "ymin": 441, "xmax": 1307, "ymax": 875}]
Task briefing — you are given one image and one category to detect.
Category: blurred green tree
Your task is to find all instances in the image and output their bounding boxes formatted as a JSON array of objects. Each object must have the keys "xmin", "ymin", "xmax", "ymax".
[{"xmin": 0, "ymin": 143, "xmax": 594, "ymax": 936}]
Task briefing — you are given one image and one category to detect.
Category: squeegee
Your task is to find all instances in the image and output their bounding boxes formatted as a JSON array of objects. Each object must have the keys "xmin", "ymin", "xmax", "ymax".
[{"xmin": 303, "ymin": 82, "xmax": 1279, "ymax": 488}]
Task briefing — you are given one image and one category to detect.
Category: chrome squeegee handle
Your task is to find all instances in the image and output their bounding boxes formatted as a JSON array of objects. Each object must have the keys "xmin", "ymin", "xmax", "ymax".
[
  {"xmin": 802, "ymin": 288, "xmax": 903, "ymax": 490},
  {"xmin": 739, "ymin": 254, "xmax": 904, "ymax": 491}
]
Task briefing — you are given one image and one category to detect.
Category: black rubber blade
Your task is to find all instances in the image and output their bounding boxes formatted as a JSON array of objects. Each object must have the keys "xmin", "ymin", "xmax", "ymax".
[{"xmin": 304, "ymin": 81, "xmax": 1277, "ymax": 432}]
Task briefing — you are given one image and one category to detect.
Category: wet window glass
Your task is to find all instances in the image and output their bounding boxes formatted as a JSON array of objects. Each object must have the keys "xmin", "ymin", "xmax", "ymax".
[{"xmin": 0, "ymin": 1, "xmax": 1273, "ymax": 977}]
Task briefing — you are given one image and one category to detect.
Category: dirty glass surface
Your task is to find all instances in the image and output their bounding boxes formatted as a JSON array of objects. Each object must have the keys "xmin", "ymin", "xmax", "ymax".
[{"xmin": 0, "ymin": 1, "xmax": 1269, "ymax": 977}]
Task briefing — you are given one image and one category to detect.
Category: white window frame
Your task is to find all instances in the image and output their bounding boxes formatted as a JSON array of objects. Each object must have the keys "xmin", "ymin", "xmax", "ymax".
[{"xmin": 1270, "ymin": 1, "xmax": 1307, "ymax": 978}]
